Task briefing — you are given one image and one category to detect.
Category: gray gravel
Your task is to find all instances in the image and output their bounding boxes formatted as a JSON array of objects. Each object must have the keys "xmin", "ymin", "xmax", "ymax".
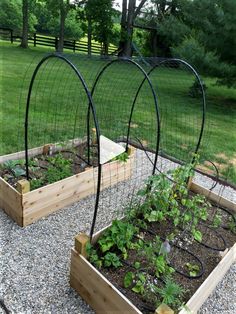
[
  {"xmin": 0, "ymin": 151, "xmax": 235, "ymax": 313},
  {"xmin": 199, "ymin": 262, "xmax": 236, "ymax": 314}
]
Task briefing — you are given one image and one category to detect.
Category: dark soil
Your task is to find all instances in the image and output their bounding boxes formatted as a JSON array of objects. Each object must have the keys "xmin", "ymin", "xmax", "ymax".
[
  {"xmin": 0, "ymin": 142, "xmax": 98, "ymax": 190},
  {"xmin": 98, "ymin": 203, "xmax": 236, "ymax": 313}
]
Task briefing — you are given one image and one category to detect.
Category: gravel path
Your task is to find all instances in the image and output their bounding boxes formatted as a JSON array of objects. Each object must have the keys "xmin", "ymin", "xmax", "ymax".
[{"xmin": 0, "ymin": 151, "xmax": 235, "ymax": 314}]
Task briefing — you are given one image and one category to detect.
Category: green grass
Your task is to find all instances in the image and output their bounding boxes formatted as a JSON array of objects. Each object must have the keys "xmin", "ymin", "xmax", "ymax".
[{"xmin": 0, "ymin": 41, "xmax": 236, "ymax": 184}]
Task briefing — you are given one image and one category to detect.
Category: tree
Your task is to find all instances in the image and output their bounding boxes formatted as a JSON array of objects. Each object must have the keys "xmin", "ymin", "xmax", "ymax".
[
  {"xmin": 20, "ymin": 0, "xmax": 29, "ymax": 48},
  {"xmin": 136, "ymin": 0, "xmax": 186, "ymax": 57},
  {"xmin": 32, "ymin": 1, "xmax": 83, "ymax": 40},
  {"xmin": 118, "ymin": 0, "xmax": 147, "ymax": 56},
  {"xmin": 58, "ymin": 0, "xmax": 71, "ymax": 52},
  {"xmin": 89, "ymin": 0, "xmax": 115, "ymax": 55},
  {"xmin": 0, "ymin": 0, "xmax": 22, "ymax": 32},
  {"xmin": 172, "ymin": 0, "xmax": 236, "ymax": 86},
  {"xmin": 76, "ymin": 0, "xmax": 116, "ymax": 55},
  {"xmin": 46, "ymin": 0, "xmax": 72, "ymax": 52},
  {"xmin": 134, "ymin": 0, "xmax": 236, "ymax": 86}
]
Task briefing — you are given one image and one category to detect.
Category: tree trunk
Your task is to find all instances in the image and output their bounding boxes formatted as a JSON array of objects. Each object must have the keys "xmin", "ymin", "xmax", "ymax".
[
  {"xmin": 20, "ymin": 0, "xmax": 29, "ymax": 48},
  {"xmin": 118, "ymin": 0, "xmax": 127, "ymax": 56},
  {"xmin": 87, "ymin": 16, "xmax": 92, "ymax": 56},
  {"xmin": 57, "ymin": 0, "xmax": 67, "ymax": 53},
  {"xmin": 152, "ymin": 30, "xmax": 158, "ymax": 57},
  {"xmin": 118, "ymin": 0, "xmax": 147, "ymax": 57},
  {"xmin": 118, "ymin": 0, "xmax": 136, "ymax": 57},
  {"xmin": 103, "ymin": 41, "xmax": 109, "ymax": 55}
]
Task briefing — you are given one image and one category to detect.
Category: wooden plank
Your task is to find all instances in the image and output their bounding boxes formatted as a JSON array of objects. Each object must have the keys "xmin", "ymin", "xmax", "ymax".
[
  {"xmin": 190, "ymin": 182, "xmax": 236, "ymax": 212},
  {"xmin": 75, "ymin": 234, "xmax": 89, "ymax": 257},
  {"xmin": 0, "ymin": 137, "xmax": 87, "ymax": 164},
  {"xmin": 69, "ymin": 179, "xmax": 236, "ymax": 314},
  {"xmin": 23, "ymin": 188, "xmax": 96, "ymax": 226},
  {"xmin": 22, "ymin": 154, "xmax": 134, "ymax": 226},
  {"xmin": 91, "ymin": 223, "xmax": 114, "ymax": 244},
  {"xmin": 17, "ymin": 179, "xmax": 30, "ymax": 194},
  {"xmin": 0, "ymin": 147, "xmax": 44, "ymax": 163},
  {"xmin": 0, "ymin": 147, "xmax": 134, "ymax": 226},
  {"xmin": 0, "ymin": 177, "xmax": 23, "ymax": 226},
  {"xmin": 179, "ymin": 242, "xmax": 236, "ymax": 314},
  {"xmin": 71, "ymin": 234, "xmax": 236, "ymax": 314},
  {"xmin": 70, "ymin": 249, "xmax": 142, "ymax": 314}
]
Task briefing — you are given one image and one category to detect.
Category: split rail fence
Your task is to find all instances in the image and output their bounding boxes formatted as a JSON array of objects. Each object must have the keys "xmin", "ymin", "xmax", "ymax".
[{"xmin": 0, "ymin": 27, "xmax": 117, "ymax": 55}]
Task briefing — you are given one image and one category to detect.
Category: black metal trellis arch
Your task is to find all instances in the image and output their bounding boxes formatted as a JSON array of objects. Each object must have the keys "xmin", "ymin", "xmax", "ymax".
[
  {"xmin": 24, "ymin": 53, "xmax": 102, "ymax": 226},
  {"xmin": 135, "ymin": 58, "xmax": 206, "ymax": 167},
  {"xmin": 90, "ymin": 57, "xmax": 161, "ymax": 174},
  {"xmin": 88, "ymin": 57, "xmax": 161, "ymax": 238},
  {"xmin": 153, "ymin": 59, "xmax": 205, "ymax": 164},
  {"xmin": 24, "ymin": 53, "xmax": 101, "ymax": 178},
  {"xmin": 23, "ymin": 54, "xmax": 162, "ymax": 239}
]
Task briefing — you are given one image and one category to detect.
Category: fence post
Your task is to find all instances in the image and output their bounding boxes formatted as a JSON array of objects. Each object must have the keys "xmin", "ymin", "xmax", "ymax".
[
  {"xmin": 55, "ymin": 36, "xmax": 58, "ymax": 50},
  {"xmin": 73, "ymin": 40, "xmax": 76, "ymax": 52},
  {"xmin": 10, "ymin": 29, "xmax": 13, "ymax": 43},
  {"xmin": 33, "ymin": 33, "xmax": 36, "ymax": 47}
]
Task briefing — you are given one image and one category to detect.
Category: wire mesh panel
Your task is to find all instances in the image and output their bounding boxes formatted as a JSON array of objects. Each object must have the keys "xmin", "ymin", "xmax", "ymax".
[
  {"xmin": 147, "ymin": 59, "xmax": 205, "ymax": 165},
  {"xmin": 23, "ymin": 54, "xmax": 100, "ymax": 203},
  {"xmin": 89, "ymin": 58, "xmax": 161, "ymax": 237}
]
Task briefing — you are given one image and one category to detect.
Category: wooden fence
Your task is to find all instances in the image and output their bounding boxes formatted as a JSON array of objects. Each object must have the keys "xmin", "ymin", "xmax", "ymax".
[{"xmin": 0, "ymin": 27, "xmax": 117, "ymax": 55}]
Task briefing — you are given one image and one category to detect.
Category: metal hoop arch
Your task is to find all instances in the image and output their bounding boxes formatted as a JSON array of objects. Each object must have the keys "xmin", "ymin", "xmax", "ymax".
[
  {"xmin": 88, "ymin": 57, "xmax": 161, "ymax": 240},
  {"xmin": 24, "ymin": 54, "xmax": 102, "ymax": 233},
  {"xmin": 156, "ymin": 59, "xmax": 206, "ymax": 160},
  {"xmin": 133, "ymin": 58, "xmax": 206, "ymax": 165},
  {"xmin": 90, "ymin": 57, "xmax": 161, "ymax": 175}
]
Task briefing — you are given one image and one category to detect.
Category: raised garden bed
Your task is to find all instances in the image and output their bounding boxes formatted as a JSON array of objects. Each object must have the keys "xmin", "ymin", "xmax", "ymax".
[
  {"xmin": 0, "ymin": 140, "xmax": 135, "ymax": 226},
  {"xmin": 70, "ymin": 178, "xmax": 236, "ymax": 314}
]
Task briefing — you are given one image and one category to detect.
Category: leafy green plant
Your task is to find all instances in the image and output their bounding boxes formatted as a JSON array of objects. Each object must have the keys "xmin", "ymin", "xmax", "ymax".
[
  {"xmin": 98, "ymin": 219, "xmax": 138, "ymax": 259},
  {"xmin": 131, "ymin": 272, "xmax": 147, "ymax": 294},
  {"xmin": 30, "ymin": 178, "xmax": 44, "ymax": 190},
  {"xmin": 185, "ymin": 262, "xmax": 200, "ymax": 277},
  {"xmin": 123, "ymin": 271, "xmax": 146, "ymax": 294},
  {"xmin": 228, "ymin": 215, "xmax": 236, "ymax": 234},
  {"xmin": 3, "ymin": 160, "xmax": 25, "ymax": 177},
  {"xmin": 124, "ymin": 271, "xmax": 134, "ymax": 288},
  {"xmin": 212, "ymin": 214, "xmax": 222, "ymax": 228},
  {"xmin": 155, "ymin": 278, "xmax": 185, "ymax": 308},
  {"xmin": 103, "ymin": 252, "xmax": 122, "ymax": 268},
  {"xmin": 112, "ymin": 152, "xmax": 129, "ymax": 163},
  {"xmin": 86, "ymin": 242, "xmax": 102, "ymax": 269},
  {"xmin": 45, "ymin": 153, "xmax": 73, "ymax": 184},
  {"xmin": 86, "ymin": 161, "xmax": 215, "ymax": 311}
]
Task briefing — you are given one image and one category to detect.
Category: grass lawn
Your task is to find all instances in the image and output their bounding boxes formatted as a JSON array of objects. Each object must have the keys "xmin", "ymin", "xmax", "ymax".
[{"xmin": 0, "ymin": 41, "xmax": 236, "ymax": 184}]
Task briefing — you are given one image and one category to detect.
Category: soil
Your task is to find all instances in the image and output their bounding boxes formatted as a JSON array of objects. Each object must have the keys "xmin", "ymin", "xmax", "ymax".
[
  {"xmin": 0, "ymin": 142, "xmax": 98, "ymax": 190},
  {"xmin": 97, "ymin": 202, "xmax": 236, "ymax": 313}
]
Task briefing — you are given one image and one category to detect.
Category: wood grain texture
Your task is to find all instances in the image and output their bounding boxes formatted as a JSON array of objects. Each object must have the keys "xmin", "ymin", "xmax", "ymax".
[
  {"xmin": 0, "ymin": 178, "xmax": 23, "ymax": 225},
  {"xmin": 0, "ymin": 142, "xmax": 134, "ymax": 226},
  {"xmin": 0, "ymin": 137, "xmax": 86, "ymax": 164},
  {"xmin": 179, "ymin": 243, "xmax": 236, "ymax": 314},
  {"xmin": 22, "ymin": 154, "xmax": 133, "ymax": 226},
  {"xmin": 70, "ymin": 249, "xmax": 142, "ymax": 314},
  {"xmin": 190, "ymin": 182, "xmax": 236, "ymax": 212}
]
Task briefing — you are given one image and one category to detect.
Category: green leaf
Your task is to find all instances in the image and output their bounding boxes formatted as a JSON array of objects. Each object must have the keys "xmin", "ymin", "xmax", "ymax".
[
  {"xmin": 173, "ymin": 217, "xmax": 179, "ymax": 226},
  {"xmin": 145, "ymin": 210, "xmax": 163, "ymax": 222},
  {"xmin": 98, "ymin": 238, "xmax": 114, "ymax": 253},
  {"xmin": 12, "ymin": 167, "xmax": 26, "ymax": 177},
  {"xmin": 124, "ymin": 272, "xmax": 134, "ymax": 288},
  {"xmin": 103, "ymin": 252, "xmax": 122, "ymax": 268},
  {"xmin": 193, "ymin": 230, "xmax": 202, "ymax": 242}
]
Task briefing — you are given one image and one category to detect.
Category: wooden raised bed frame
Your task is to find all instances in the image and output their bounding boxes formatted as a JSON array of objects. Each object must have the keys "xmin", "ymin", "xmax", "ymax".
[
  {"xmin": 70, "ymin": 182, "xmax": 236, "ymax": 314},
  {"xmin": 0, "ymin": 141, "xmax": 135, "ymax": 226}
]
